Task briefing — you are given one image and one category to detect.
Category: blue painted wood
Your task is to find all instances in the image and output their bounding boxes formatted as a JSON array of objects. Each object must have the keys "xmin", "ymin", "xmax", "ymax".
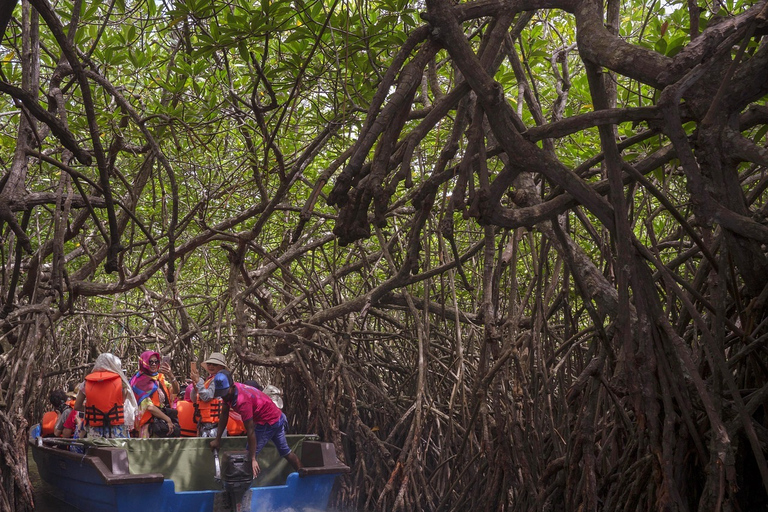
[{"xmin": 30, "ymin": 434, "xmax": 344, "ymax": 512}]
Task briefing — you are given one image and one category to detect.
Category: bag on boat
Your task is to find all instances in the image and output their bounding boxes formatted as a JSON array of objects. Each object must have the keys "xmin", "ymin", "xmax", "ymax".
[{"xmin": 149, "ymin": 407, "xmax": 181, "ymax": 437}]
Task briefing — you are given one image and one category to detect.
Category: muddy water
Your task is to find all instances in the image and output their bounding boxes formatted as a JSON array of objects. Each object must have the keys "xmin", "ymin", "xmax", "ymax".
[{"xmin": 26, "ymin": 447, "xmax": 79, "ymax": 512}]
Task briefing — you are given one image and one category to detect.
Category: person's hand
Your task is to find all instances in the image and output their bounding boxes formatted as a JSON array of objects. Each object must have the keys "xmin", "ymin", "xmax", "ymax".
[
  {"xmin": 210, "ymin": 438, "xmax": 220, "ymax": 451},
  {"xmin": 160, "ymin": 361, "xmax": 173, "ymax": 377},
  {"xmin": 166, "ymin": 419, "xmax": 174, "ymax": 434},
  {"xmin": 251, "ymin": 458, "xmax": 260, "ymax": 478},
  {"xmin": 190, "ymin": 367, "xmax": 199, "ymax": 382}
]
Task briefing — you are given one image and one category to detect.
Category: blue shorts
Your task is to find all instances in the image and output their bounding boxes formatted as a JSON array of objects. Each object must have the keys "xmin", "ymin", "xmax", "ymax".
[{"xmin": 253, "ymin": 413, "xmax": 291, "ymax": 457}]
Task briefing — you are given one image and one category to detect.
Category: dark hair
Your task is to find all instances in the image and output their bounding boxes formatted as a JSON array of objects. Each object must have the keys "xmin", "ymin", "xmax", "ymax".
[
  {"xmin": 244, "ymin": 379, "xmax": 263, "ymax": 391},
  {"xmin": 49, "ymin": 389, "xmax": 68, "ymax": 409}
]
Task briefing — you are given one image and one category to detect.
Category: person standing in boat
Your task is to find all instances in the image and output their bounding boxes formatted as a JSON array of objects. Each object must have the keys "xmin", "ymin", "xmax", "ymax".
[
  {"xmin": 209, "ymin": 371, "xmax": 303, "ymax": 477},
  {"xmin": 131, "ymin": 350, "xmax": 180, "ymax": 437},
  {"xmin": 73, "ymin": 353, "xmax": 139, "ymax": 439},
  {"xmin": 189, "ymin": 352, "xmax": 229, "ymax": 437}
]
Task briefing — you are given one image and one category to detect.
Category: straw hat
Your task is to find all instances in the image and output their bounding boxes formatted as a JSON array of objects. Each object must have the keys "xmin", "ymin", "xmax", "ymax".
[{"xmin": 203, "ymin": 352, "xmax": 228, "ymax": 368}]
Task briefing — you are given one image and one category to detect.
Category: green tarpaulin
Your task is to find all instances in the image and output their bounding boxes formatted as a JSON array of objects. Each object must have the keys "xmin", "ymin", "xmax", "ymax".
[{"xmin": 87, "ymin": 435, "xmax": 317, "ymax": 491}]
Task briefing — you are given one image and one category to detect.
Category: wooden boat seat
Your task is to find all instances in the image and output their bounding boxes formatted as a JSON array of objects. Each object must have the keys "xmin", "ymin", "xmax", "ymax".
[
  {"xmin": 299, "ymin": 441, "xmax": 350, "ymax": 477},
  {"xmin": 85, "ymin": 446, "xmax": 165, "ymax": 485},
  {"xmin": 89, "ymin": 446, "xmax": 130, "ymax": 476}
]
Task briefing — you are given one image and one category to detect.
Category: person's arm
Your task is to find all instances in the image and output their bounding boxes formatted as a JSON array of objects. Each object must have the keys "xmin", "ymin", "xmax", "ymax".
[
  {"xmin": 73, "ymin": 389, "xmax": 86, "ymax": 412},
  {"xmin": 59, "ymin": 409, "xmax": 76, "ymax": 438},
  {"xmin": 160, "ymin": 362, "xmax": 180, "ymax": 395},
  {"xmin": 244, "ymin": 418, "xmax": 260, "ymax": 477},
  {"xmin": 147, "ymin": 404, "xmax": 175, "ymax": 434},
  {"xmin": 210, "ymin": 401, "xmax": 230, "ymax": 450},
  {"xmin": 189, "ymin": 367, "xmax": 200, "ymax": 401},
  {"xmin": 196, "ymin": 378, "xmax": 214, "ymax": 401},
  {"xmin": 53, "ymin": 406, "xmax": 70, "ymax": 436}
]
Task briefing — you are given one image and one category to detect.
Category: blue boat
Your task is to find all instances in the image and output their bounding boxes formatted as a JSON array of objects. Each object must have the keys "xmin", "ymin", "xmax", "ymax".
[{"xmin": 29, "ymin": 428, "xmax": 349, "ymax": 512}]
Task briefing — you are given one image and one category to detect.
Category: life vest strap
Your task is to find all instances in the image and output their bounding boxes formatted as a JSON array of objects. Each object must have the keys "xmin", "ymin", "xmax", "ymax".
[
  {"xmin": 85, "ymin": 403, "xmax": 125, "ymax": 429},
  {"xmin": 180, "ymin": 427, "xmax": 197, "ymax": 437}
]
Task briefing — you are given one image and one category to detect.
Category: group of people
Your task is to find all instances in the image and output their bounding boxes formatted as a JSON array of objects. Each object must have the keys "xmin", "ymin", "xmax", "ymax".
[{"xmin": 42, "ymin": 350, "xmax": 302, "ymax": 474}]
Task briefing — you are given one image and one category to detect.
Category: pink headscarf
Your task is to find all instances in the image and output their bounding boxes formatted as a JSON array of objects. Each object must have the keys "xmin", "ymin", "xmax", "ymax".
[
  {"xmin": 184, "ymin": 383, "xmax": 193, "ymax": 401},
  {"xmin": 130, "ymin": 350, "xmax": 161, "ymax": 404}
]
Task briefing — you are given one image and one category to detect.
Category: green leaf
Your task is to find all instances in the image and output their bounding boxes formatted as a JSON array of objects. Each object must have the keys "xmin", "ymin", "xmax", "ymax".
[
  {"xmin": 754, "ymin": 124, "xmax": 768, "ymax": 144},
  {"xmin": 665, "ymin": 36, "xmax": 687, "ymax": 56},
  {"xmin": 237, "ymin": 41, "xmax": 250, "ymax": 64}
]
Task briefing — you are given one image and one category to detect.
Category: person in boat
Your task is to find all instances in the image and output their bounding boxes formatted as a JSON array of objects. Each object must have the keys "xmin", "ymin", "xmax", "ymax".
[
  {"xmin": 244, "ymin": 379, "xmax": 285, "ymax": 410},
  {"xmin": 131, "ymin": 350, "xmax": 180, "ymax": 438},
  {"xmin": 73, "ymin": 353, "xmax": 139, "ymax": 439},
  {"xmin": 175, "ymin": 384, "xmax": 199, "ymax": 437},
  {"xmin": 41, "ymin": 389, "xmax": 71, "ymax": 437},
  {"xmin": 59, "ymin": 384, "xmax": 84, "ymax": 445},
  {"xmin": 209, "ymin": 371, "xmax": 303, "ymax": 477},
  {"xmin": 189, "ymin": 352, "xmax": 230, "ymax": 437}
]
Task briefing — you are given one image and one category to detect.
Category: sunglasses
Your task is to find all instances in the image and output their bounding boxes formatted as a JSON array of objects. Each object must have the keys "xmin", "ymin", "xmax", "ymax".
[{"xmin": 148, "ymin": 359, "xmax": 160, "ymax": 365}]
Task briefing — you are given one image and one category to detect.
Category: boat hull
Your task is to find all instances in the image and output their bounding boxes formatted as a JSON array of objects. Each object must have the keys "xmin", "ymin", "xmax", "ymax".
[{"xmin": 30, "ymin": 434, "xmax": 347, "ymax": 512}]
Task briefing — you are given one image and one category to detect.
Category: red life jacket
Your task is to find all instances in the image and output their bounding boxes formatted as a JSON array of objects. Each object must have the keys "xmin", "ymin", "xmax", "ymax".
[
  {"xmin": 227, "ymin": 410, "xmax": 246, "ymax": 436},
  {"xmin": 84, "ymin": 371, "xmax": 125, "ymax": 427},
  {"xmin": 138, "ymin": 374, "xmax": 171, "ymax": 428},
  {"xmin": 176, "ymin": 400, "xmax": 198, "ymax": 437},
  {"xmin": 41, "ymin": 411, "xmax": 59, "ymax": 437},
  {"xmin": 197, "ymin": 377, "xmax": 222, "ymax": 424}
]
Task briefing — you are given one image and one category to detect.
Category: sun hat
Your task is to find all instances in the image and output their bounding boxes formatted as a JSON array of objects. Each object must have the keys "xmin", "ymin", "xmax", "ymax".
[{"xmin": 203, "ymin": 352, "xmax": 228, "ymax": 368}]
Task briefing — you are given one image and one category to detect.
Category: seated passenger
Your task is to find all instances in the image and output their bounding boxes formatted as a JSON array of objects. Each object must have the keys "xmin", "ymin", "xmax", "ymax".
[
  {"xmin": 183, "ymin": 382, "xmax": 194, "ymax": 401},
  {"xmin": 41, "ymin": 389, "xmax": 70, "ymax": 437},
  {"xmin": 176, "ymin": 396, "xmax": 198, "ymax": 437},
  {"xmin": 227, "ymin": 410, "xmax": 246, "ymax": 436},
  {"xmin": 130, "ymin": 351, "xmax": 179, "ymax": 438},
  {"xmin": 73, "ymin": 353, "xmax": 138, "ymax": 439},
  {"xmin": 61, "ymin": 408, "xmax": 82, "ymax": 439},
  {"xmin": 243, "ymin": 379, "xmax": 263, "ymax": 390},
  {"xmin": 189, "ymin": 352, "xmax": 229, "ymax": 437}
]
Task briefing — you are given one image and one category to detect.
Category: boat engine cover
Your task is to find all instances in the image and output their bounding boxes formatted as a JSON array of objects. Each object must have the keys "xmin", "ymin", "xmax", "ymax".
[{"xmin": 220, "ymin": 451, "xmax": 254, "ymax": 483}]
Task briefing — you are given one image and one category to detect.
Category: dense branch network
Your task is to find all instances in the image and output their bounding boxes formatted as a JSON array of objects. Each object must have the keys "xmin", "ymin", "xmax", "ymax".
[{"xmin": 0, "ymin": 0, "xmax": 768, "ymax": 510}]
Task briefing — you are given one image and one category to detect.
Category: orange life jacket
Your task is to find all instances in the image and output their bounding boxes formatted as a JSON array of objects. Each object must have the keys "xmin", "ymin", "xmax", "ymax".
[
  {"xmin": 84, "ymin": 371, "xmax": 125, "ymax": 427},
  {"xmin": 227, "ymin": 411, "xmax": 246, "ymax": 436},
  {"xmin": 197, "ymin": 376, "xmax": 222, "ymax": 423},
  {"xmin": 41, "ymin": 411, "xmax": 59, "ymax": 436},
  {"xmin": 138, "ymin": 374, "xmax": 172, "ymax": 428},
  {"xmin": 176, "ymin": 400, "xmax": 197, "ymax": 437}
]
